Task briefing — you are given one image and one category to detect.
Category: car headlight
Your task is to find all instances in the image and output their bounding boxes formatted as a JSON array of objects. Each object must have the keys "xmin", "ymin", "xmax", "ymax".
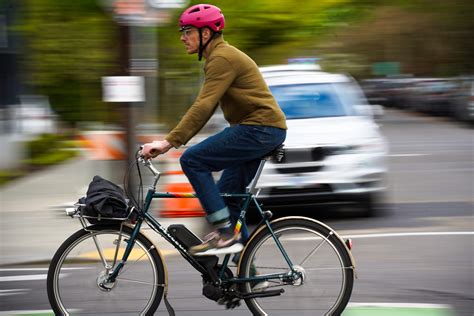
[{"xmin": 346, "ymin": 138, "xmax": 387, "ymax": 154}]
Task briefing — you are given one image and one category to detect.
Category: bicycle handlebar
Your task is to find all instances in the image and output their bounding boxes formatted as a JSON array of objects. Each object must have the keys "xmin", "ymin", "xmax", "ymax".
[{"xmin": 137, "ymin": 155, "xmax": 160, "ymax": 177}]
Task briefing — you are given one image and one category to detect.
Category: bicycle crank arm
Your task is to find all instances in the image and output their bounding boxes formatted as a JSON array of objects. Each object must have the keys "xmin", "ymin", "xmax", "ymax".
[{"xmin": 239, "ymin": 288, "xmax": 284, "ymax": 299}]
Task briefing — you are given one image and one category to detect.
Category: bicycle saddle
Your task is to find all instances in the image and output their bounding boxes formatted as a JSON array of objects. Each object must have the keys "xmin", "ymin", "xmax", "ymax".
[{"xmin": 263, "ymin": 144, "xmax": 285, "ymax": 162}]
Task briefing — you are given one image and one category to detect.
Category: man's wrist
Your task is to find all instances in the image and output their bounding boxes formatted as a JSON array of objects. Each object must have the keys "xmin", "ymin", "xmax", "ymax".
[
  {"xmin": 164, "ymin": 140, "xmax": 173, "ymax": 150},
  {"xmin": 164, "ymin": 136, "xmax": 180, "ymax": 149}
]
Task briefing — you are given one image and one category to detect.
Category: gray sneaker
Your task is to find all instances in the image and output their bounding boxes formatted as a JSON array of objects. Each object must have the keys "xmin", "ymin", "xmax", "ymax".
[
  {"xmin": 189, "ymin": 231, "xmax": 243, "ymax": 256},
  {"xmin": 250, "ymin": 263, "xmax": 269, "ymax": 291}
]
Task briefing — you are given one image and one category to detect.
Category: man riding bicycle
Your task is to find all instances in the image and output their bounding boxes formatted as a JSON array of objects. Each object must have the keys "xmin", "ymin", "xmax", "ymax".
[{"xmin": 141, "ymin": 4, "xmax": 287, "ymax": 256}]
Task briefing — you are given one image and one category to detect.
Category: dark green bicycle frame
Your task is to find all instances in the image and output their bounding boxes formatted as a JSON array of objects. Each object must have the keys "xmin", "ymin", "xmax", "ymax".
[{"xmin": 108, "ymin": 185, "xmax": 297, "ymax": 285}]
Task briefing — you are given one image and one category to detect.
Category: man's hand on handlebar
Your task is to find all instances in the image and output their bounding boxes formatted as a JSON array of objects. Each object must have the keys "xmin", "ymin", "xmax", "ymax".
[{"xmin": 140, "ymin": 140, "xmax": 173, "ymax": 159}]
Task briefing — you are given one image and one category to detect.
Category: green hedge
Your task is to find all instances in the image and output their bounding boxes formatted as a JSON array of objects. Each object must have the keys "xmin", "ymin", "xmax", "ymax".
[
  {"xmin": 0, "ymin": 170, "xmax": 26, "ymax": 186},
  {"xmin": 1, "ymin": 134, "xmax": 80, "ymax": 185},
  {"xmin": 22, "ymin": 133, "xmax": 79, "ymax": 166}
]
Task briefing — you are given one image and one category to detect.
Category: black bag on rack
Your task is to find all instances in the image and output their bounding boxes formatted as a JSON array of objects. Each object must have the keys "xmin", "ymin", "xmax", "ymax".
[{"xmin": 78, "ymin": 175, "xmax": 131, "ymax": 224}]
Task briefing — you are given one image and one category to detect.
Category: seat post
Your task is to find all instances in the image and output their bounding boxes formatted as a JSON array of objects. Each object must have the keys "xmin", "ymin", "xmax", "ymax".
[{"xmin": 246, "ymin": 158, "xmax": 267, "ymax": 195}]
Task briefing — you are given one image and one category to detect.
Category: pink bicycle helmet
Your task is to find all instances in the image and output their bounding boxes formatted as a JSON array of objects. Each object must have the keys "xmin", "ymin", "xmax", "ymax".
[{"xmin": 179, "ymin": 4, "xmax": 225, "ymax": 32}]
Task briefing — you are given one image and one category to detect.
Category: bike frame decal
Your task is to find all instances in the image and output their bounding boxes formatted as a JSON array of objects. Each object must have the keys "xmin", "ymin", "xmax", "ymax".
[
  {"xmin": 153, "ymin": 192, "xmax": 196, "ymax": 198},
  {"xmin": 234, "ymin": 220, "xmax": 242, "ymax": 235}
]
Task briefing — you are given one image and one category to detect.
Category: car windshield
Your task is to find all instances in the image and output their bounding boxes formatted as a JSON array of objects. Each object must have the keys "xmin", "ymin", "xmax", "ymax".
[{"xmin": 270, "ymin": 83, "xmax": 365, "ymax": 119}]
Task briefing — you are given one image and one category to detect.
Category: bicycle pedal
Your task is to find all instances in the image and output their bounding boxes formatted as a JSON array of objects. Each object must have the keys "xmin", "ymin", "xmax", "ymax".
[{"xmin": 226, "ymin": 300, "xmax": 240, "ymax": 309}]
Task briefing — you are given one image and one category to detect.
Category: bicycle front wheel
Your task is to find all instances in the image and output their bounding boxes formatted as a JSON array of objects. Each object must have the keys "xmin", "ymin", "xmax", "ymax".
[
  {"xmin": 239, "ymin": 217, "xmax": 354, "ymax": 316},
  {"xmin": 47, "ymin": 224, "xmax": 165, "ymax": 315}
]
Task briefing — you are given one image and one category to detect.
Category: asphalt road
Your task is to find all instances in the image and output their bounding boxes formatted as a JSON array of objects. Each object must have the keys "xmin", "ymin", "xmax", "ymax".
[{"xmin": 0, "ymin": 109, "xmax": 472, "ymax": 315}]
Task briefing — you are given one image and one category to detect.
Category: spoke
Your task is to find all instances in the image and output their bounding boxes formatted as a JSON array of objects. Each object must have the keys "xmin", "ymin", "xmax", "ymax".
[
  {"xmin": 252, "ymin": 266, "xmax": 290, "ymax": 271},
  {"xmin": 299, "ymin": 231, "xmax": 333, "ymax": 266},
  {"xmin": 117, "ymin": 245, "xmax": 155, "ymax": 277},
  {"xmin": 116, "ymin": 277, "xmax": 165, "ymax": 287},
  {"xmin": 302, "ymin": 266, "xmax": 353, "ymax": 272}
]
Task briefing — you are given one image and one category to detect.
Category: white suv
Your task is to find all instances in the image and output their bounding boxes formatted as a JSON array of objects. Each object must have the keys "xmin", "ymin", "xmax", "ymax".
[{"xmin": 256, "ymin": 67, "xmax": 388, "ymax": 215}]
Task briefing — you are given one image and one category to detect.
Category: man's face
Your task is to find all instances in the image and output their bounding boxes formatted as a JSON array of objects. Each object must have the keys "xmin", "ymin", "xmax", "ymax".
[{"xmin": 180, "ymin": 27, "xmax": 199, "ymax": 54}]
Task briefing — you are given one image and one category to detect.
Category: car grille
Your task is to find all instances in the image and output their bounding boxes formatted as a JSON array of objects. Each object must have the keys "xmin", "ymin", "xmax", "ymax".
[
  {"xmin": 280, "ymin": 146, "xmax": 345, "ymax": 164},
  {"xmin": 270, "ymin": 184, "xmax": 332, "ymax": 195},
  {"xmin": 280, "ymin": 149, "xmax": 313, "ymax": 163},
  {"xmin": 277, "ymin": 166, "xmax": 323, "ymax": 174},
  {"xmin": 274, "ymin": 146, "xmax": 346, "ymax": 175}
]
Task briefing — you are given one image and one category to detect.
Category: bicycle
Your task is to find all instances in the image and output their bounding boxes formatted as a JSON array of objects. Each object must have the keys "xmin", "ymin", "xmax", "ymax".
[{"xmin": 47, "ymin": 145, "xmax": 355, "ymax": 315}]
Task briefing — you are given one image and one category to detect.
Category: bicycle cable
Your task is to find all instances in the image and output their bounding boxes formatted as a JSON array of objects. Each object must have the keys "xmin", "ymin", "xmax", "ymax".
[{"xmin": 123, "ymin": 149, "xmax": 144, "ymax": 212}]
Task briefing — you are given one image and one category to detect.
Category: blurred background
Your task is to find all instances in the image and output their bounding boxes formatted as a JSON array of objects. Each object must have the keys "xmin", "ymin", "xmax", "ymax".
[
  {"xmin": 0, "ymin": 0, "xmax": 472, "ymax": 315},
  {"xmin": 0, "ymin": 0, "xmax": 473, "ymax": 178}
]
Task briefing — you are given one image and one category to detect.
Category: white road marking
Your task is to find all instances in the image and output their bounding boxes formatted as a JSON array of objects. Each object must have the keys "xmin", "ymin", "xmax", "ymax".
[
  {"xmin": 285, "ymin": 231, "xmax": 474, "ymax": 241},
  {"xmin": 0, "ymin": 289, "xmax": 31, "ymax": 297},
  {"xmin": 389, "ymin": 154, "xmax": 428, "ymax": 157},
  {"xmin": 0, "ymin": 310, "xmax": 79, "ymax": 315},
  {"xmin": 0, "ymin": 268, "xmax": 48, "ymax": 272},
  {"xmin": 0, "ymin": 274, "xmax": 46, "ymax": 282},
  {"xmin": 344, "ymin": 231, "xmax": 474, "ymax": 239},
  {"xmin": 348, "ymin": 302, "xmax": 451, "ymax": 309},
  {"xmin": 0, "ymin": 311, "xmax": 53, "ymax": 315},
  {"xmin": 0, "ymin": 267, "xmax": 87, "ymax": 272}
]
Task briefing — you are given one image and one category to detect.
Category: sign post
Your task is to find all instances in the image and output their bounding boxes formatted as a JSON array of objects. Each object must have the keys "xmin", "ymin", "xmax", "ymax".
[
  {"xmin": 101, "ymin": 0, "xmax": 187, "ymax": 185},
  {"xmin": 102, "ymin": 76, "xmax": 145, "ymax": 103}
]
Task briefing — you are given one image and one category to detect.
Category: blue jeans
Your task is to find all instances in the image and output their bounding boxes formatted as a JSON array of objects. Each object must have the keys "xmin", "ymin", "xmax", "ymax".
[{"xmin": 180, "ymin": 125, "xmax": 286, "ymax": 242}]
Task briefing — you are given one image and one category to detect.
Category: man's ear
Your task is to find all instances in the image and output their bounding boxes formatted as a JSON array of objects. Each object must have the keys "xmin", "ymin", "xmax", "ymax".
[{"xmin": 202, "ymin": 28, "xmax": 212, "ymax": 41}]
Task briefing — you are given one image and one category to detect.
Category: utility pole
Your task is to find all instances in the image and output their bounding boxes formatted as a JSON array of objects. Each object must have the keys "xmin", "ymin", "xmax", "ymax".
[
  {"xmin": 101, "ymin": 0, "xmax": 187, "ymax": 186},
  {"xmin": 117, "ymin": 23, "xmax": 136, "ymax": 175}
]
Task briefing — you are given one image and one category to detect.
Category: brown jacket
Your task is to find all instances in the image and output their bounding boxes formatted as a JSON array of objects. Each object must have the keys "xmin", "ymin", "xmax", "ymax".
[{"xmin": 166, "ymin": 37, "xmax": 287, "ymax": 147}]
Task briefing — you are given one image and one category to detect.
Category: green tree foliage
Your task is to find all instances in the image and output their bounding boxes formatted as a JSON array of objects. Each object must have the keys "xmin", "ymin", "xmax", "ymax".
[
  {"xmin": 13, "ymin": 0, "xmax": 473, "ymax": 126},
  {"xmin": 156, "ymin": 0, "xmax": 372, "ymax": 126},
  {"xmin": 159, "ymin": 0, "xmax": 369, "ymax": 65},
  {"xmin": 321, "ymin": 0, "xmax": 474, "ymax": 77},
  {"xmin": 16, "ymin": 0, "xmax": 119, "ymax": 125}
]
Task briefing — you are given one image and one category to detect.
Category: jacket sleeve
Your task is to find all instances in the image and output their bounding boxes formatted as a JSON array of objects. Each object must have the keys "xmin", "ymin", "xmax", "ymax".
[{"xmin": 166, "ymin": 56, "xmax": 236, "ymax": 147}]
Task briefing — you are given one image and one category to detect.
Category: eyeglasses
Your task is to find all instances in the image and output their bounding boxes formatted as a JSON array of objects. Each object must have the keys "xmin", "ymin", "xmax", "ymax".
[{"xmin": 180, "ymin": 28, "xmax": 197, "ymax": 38}]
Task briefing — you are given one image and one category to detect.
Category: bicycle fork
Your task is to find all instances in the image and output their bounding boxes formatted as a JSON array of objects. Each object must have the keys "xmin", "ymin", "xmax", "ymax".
[{"xmin": 103, "ymin": 222, "xmax": 143, "ymax": 284}]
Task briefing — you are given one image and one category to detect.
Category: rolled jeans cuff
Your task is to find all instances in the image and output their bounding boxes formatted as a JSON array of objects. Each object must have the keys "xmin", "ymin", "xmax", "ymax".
[{"xmin": 206, "ymin": 206, "xmax": 230, "ymax": 224}]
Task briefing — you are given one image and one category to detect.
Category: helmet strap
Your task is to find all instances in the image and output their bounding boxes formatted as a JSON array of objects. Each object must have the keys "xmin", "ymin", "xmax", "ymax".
[
  {"xmin": 198, "ymin": 28, "xmax": 219, "ymax": 61},
  {"xmin": 198, "ymin": 29, "xmax": 204, "ymax": 61}
]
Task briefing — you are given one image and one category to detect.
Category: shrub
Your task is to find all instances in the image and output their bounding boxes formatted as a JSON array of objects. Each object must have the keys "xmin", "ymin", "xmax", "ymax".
[{"xmin": 22, "ymin": 133, "xmax": 79, "ymax": 167}]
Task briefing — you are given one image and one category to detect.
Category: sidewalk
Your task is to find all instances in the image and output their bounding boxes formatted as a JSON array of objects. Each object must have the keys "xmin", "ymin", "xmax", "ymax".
[{"xmin": 0, "ymin": 157, "xmax": 209, "ymax": 266}]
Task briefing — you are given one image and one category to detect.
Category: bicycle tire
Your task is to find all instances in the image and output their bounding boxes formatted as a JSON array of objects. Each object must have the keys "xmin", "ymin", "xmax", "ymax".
[
  {"xmin": 238, "ymin": 217, "xmax": 354, "ymax": 316},
  {"xmin": 47, "ymin": 224, "xmax": 165, "ymax": 315}
]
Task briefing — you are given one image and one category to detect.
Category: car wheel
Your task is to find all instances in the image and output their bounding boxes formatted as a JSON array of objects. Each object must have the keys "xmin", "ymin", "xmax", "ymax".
[{"xmin": 358, "ymin": 193, "xmax": 384, "ymax": 217}]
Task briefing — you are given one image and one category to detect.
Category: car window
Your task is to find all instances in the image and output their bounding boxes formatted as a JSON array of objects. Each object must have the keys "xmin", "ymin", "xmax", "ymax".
[
  {"xmin": 336, "ymin": 82, "xmax": 372, "ymax": 116},
  {"xmin": 270, "ymin": 83, "xmax": 357, "ymax": 119}
]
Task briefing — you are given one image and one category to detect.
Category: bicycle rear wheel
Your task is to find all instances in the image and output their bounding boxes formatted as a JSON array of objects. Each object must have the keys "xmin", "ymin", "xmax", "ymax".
[
  {"xmin": 47, "ymin": 224, "xmax": 165, "ymax": 315},
  {"xmin": 238, "ymin": 217, "xmax": 354, "ymax": 315}
]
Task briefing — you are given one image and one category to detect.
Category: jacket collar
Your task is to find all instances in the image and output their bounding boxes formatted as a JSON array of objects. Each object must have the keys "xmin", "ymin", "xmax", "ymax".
[{"xmin": 206, "ymin": 36, "xmax": 226, "ymax": 59}]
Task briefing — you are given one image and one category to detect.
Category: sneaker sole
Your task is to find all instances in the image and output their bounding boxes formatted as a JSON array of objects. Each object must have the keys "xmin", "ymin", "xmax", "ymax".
[
  {"xmin": 252, "ymin": 281, "xmax": 269, "ymax": 291},
  {"xmin": 193, "ymin": 243, "xmax": 244, "ymax": 256}
]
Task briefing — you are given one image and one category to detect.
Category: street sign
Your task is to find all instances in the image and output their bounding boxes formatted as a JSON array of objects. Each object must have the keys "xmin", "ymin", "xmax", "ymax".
[
  {"xmin": 102, "ymin": 76, "xmax": 145, "ymax": 102},
  {"xmin": 148, "ymin": 0, "xmax": 187, "ymax": 9},
  {"xmin": 372, "ymin": 62, "xmax": 400, "ymax": 76},
  {"xmin": 100, "ymin": 0, "xmax": 187, "ymax": 25}
]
